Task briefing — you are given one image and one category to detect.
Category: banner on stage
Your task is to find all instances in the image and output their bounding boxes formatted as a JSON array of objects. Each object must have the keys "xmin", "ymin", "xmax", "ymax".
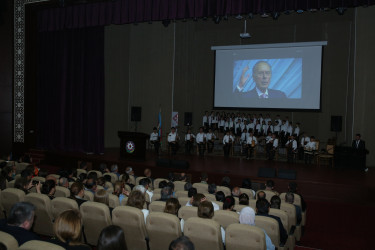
[{"xmin": 171, "ymin": 112, "xmax": 178, "ymax": 127}]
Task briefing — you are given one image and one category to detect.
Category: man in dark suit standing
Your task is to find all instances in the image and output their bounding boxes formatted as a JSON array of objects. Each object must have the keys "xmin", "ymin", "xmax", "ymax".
[
  {"xmin": 237, "ymin": 61, "xmax": 287, "ymax": 98},
  {"xmin": 352, "ymin": 133, "xmax": 368, "ymax": 172}
]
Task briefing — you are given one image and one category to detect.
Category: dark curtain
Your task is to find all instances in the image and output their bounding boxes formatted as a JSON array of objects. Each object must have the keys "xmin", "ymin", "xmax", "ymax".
[{"xmin": 37, "ymin": 26, "xmax": 104, "ymax": 154}]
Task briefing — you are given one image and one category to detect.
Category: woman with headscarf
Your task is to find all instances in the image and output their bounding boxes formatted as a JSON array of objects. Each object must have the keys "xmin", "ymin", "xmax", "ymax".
[{"xmin": 239, "ymin": 207, "xmax": 275, "ymax": 250}]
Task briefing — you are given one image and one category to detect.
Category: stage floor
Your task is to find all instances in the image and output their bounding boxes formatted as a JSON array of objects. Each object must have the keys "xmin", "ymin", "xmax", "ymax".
[{"xmin": 40, "ymin": 147, "xmax": 375, "ymax": 206}]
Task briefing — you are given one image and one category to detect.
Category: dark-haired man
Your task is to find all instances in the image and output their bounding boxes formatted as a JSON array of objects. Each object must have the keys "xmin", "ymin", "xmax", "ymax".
[
  {"xmin": 169, "ymin": 236, "xmax": 195, "ymax": 250},
  {"xmin": 352, "ymin": 133, "xmax": 368, "ymax": 172}
]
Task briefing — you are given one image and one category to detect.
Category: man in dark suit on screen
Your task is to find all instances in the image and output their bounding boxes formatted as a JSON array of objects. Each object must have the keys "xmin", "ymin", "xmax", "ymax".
[
  {"xmin": 236, "ymin": 61, "xmax": 287, "ymax": 98},
  {"xmin": 352, "ymin": 133, "xmax": 368, "ymax": 172}
]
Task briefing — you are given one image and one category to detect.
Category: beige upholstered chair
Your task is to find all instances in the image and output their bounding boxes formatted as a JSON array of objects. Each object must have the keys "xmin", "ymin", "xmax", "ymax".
[
  {"xmin": 6, "ymin": 179, "xmax": 15, "ymax": 188},
  {"xmin": 146, "ymin": 212, "xmax": 182, "ymax": 250},
  {"xmin": 136, "ymin": 176, "xmax": 146, "ymax": 186},
  {"xmin": 124, "ymin": 184, "xmax": 132, "ymax": 192},
  {"xmin": 76, "ymin": 168, "xmax": 87, "ymax": 177},
  {"xmin": 178, "ymin": 197, "xmax": 191, "ymax": 206},
  {"xmin": 240, "ymin": 188, "xmax": 255, "ymax": 199},
  {"xmin": 55, "ymin": 186, "xmax": 70, "ymax": 198},
  {"xmin": 19, "ymin": 240, "xmax": 65, "ymax": 250},
  {"xmin": 175, "ymin": 190, "xmax": 188, "ymax": 198},
  {"xmin": 215, "ymin": 201, "xmax": 223, "ymax": 210},
  {"xmin": 15, "ymin": 162, "xmax": 29, "ymax": 174},
  {"xmin": 255, "ymin": 216, "xmax": 283, "ymax": 249},
  {"xmin": 103, "ymin": 173, "xmax": 119, "ymax": 184},
  {"xmin": 120, "ymin": 196, "xmax": 128, "ymax": 206},
  {"xmin": 225, "ymin": 224, "xmax": 266, "ymax": 250},
  {"xmin": 234, "ymin": 196, "xmax": 240, "ymax": 205},
  {"xmin": 154, "ymin": 178, "xmax": 169, "ymax": 188},
  {"xmin": 51, "ymin": 197, "xmax": 79, "ymax": 220},
  {"xmin": 256, "ymin": 190, "xmax": 279, "ymax": 203},
  {"xmin": 151, "ymin": 193, "xmax": 161, "ymax": 202},
  {"xmin": 0, "ymin": 231, "xmax": 18, "ymax": 250},
  {"xmin": 96, "ymin": 185, "xmax": 104, "ymax": 191},
  {"xmin": 128, "ymin": 175, "xmax": 136, "ymax": 185},
  {"xmin": 112, "ymin": 206, "xmax": 148, "ymax": 250},
  {"xmin": 281, "ymin": 202, "xmax": 301, "ymax": 241},
  {"xmin": 184, "ymin": 217, "xmax": 224, "ymax": 250},
  {"xmin": 149, "ymin": 201, "xmax": 166, "ymax": 213},
  {"xmin": 192, "ymin": 183, "xmax": 208, "ymax": 193},
  {"xmin": 87, "ymin": 170, "xmax": 102, "ymax": 178},
  {"xmin": 233, "ymin": 204, "xmax": 248, "ymax": 213},
  {"xmin": 83, "ymin": 190, "xmax": 94, "ymax": 201},
  {"xmin": 213, "ymin": 210, "xmax": 239, "ymax": 229},
  {"xmin": 0, "ymin": 190, "xmax": 4, "ymax": 219},
  {"xmin": 270, "ymin": 208, "xmax": 295, "ymax": 249},
  {"xmin": 24, "ymin": 193, "xmax": 54, "ymax": 236},
  {"xmin": 109, "ymin": 194, "xmax": 120, "ymax": 208},
  {"xmin": 249, "ymin": 199, "xmax": 257, "ymax": 210},
  {"xmin": 217, "ymin": 186, "xmax": 231, "ymax": 196},
  {"xmin": 173, "ymin": 181, "xmax": 186, "ymax": 191},
  {"xmin": 178, "ymin": 206, "xmax": 198, "ymax": 221},
  {"xmin": 104, "ymin": 181, "xmax": 114, "ymax": 190},
  {"xmin": 49, "ymin": 174, "xmax": 60, "ymax": 180},
  {"xmin": 68, "ymin": 181, "xmax": 74, "ymax": 188},
  {"xmin": 279, "ymin": 192, "xmax": 305, "ymax": 226},
  {"xmin": 204, "ymin": 193, "xmax": 216, "ymax": 202},
  {"xmin": 0, "ymin": 188, "xmax": 25, "ymax": 216},
  {"xmin": 80, "ymin": 201, "xmax": 112, "ymax": 245}
]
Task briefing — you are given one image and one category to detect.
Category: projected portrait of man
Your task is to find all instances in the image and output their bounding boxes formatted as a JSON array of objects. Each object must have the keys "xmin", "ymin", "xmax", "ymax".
[{"xmin": 237, "ymin": 61, "xmax": 287, "ymax": 98}]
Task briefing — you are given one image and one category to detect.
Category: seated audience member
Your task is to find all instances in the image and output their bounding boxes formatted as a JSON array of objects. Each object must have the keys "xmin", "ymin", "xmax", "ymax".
[
  {"xmin": 70, "ymin": 182, "xmax": 87, "ymax": 207},
  {"xmin": 144, "ymin": 168, "xmax": 153, "ymax": 185},
  {"xmin": 46, "ymin": 174, "xmax": 58, "ymax": 184},
  {"xmin": 239, "ymin": 193, "xmax": 249, "ymax": 206},
  {"xmin": 99, "ymin": 163, "xmax": 110, "ymax": 175},
  {"xmin": 242, "ymin": 178, "xmax": 256, "ymax": 197},
  {"xmin": 95, "ymin": 189, "xmax": 113, "ymax": 215},
  {"xmin": 0, "ymin": 202, "xmax": 39, "ymax": 245},
  {"xmin": 125, "ymin": 166, "xmax": 136, "ymax": 179},
  {"xmin": 112, "ymin": 181, "xmax": 129, "ymax": 204},
  {"xmin": 187, "ymin": 193, "xmax": 220, "ymax": 211},
  {"xmin": 0, "ymin": 174, "xmax": 6, "ymax": 190},
  {"xmin": 20, "ymin": 169, "xmax": 33, "ymax": 181},
  {"xmin": 77, "ymin": 173, "xmax": 87, "ymax": 184},
  {"xmin": 97, "ymin": 225, "xmax": 127, "ymax": 250},
  {"xmin": 198, "ymin": 201, "xmax": 226, "ymax": 244},
  {"xmin": 231, "ymin": 186, "xmax": 241, "ymax": 197},
  {"xmin": 168, "ymin": 172, "xmax": 175, "ymax": 182},
  {"xmin": 158, "ymin": 180, "xmax": 168, "ymax": 189},
  {"xmin": 168, "ymin": 181, "xmax": 176, "ymax": 196},
  {"xmin": 257, "ymin": 191, "xmax": 266, "ymax": 200},
  {"xmin": 200, "ymin": 173, "xmax": 208, "ymax": 184},
  {"xmin": 41, "ymin": 179, "xmax": 56, "ymax": 200},
  {"xmin": 1, "ymin": 166, "xmax": 13, "ymax": 182},
  {"xmin": 121, "ymin": 173, "xmax": 134, "ymax": 190},
  {"xmin": 14, "ymin": 177, "xmax": 41, "ymax": 194},
  {"xmin": 84, "ymin": 178, "xmax": 97, "ymax": 194},
  {"xmin": 159, "ymin": 186, "xmax": 174, "ymax": 201},
  {"xmin": 179, "ymin": 172, "xmax": 188, "ymax": 182},
  {"xmin": 169, "ymin": 236, "xmax": 195, "ymax": 250},
  {"xmin": 87, "ymin": 172, "xmax": 98, "ymax": 181},
  {"xmin": 50, "ymin": 209, "xmax": 91, "ymax": 250},
  {"xmin": 215, "ymin": 191, "xmax": 225, "ymax": 203},
  {"xmin": 164, "ymin": 198, "xmax": 183, "ymax": 231},
  {"xmin": 139, "ymin": 178, "xmax": 153, "ymax": 202},
  {"xmin": 239, "ymin": 207, "xmax": 275, "ymax": 250},
  {"xmin": 126, "ymin": 190, "xmax": 149, "ymax": 223},
  {"xmin": 270, "ymin": 195, "xmax": 281, "ymax": 209},
  {"xmin": 223, "ymin": 196, "xmax": 235, "ymax": 212},
  {"xmin": 111, "ymin": 165, "xmax": 121, "ymax": 178},
  {"xmin": 208, "ymin": 183, "xmax": 217, "ymax": 194},
  {"xmin": 285, "ymin": 192, "xmax": 302, "ymax": 225},
  {"xmin": 59, "ymin": 177, "xmax": 69, "ymax": 188},
  {"xmin": 79, "ymin": 161, "xmax": 88, "ymax": 170},
  {"xmin": 97, "ymin": 177, "xmax": 107, "ymax": 189},
  {"xmin": 188, "ymin": 187, "xmax": 197, "ymax": 198},
  {"xmin": 265, "ymin": 180, "xmax": 279, "ymax": 195},
  {"xmin": 256, "ymin": 199, "xmax": 287, "ymax": 245},
  {"xmin": 221, "ymin": 176, "xmax": 231, "ymax": 188},
  {"xmin": 288, "ymin": 182, "xmax": 306, "ymax": 212},
  {"xmin": 184, "ymin": 182, "xmax": 192, "ymax": 191}
]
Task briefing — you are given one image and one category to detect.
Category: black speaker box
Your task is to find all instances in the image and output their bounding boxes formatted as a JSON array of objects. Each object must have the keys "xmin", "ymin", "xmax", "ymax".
[
  {"xmin": 331, "ymin": 116, "xmax": 342, "ymax": 132},
  {"xmin": 184, "ymin": 112, "xmax": 193, "ymax": 126},
  {"xmin": 131, "ymin": 106, "xmax": 142, "ymax": 122},
  {"xmin": 278, "ymin": 169, "xmax": 297, "ymax": 180},
  {"xmin": 257, "ymin": 167, "xmax": 276, "ymax": 178},
  {"xmin": 170, "ymin": 160, "xmax": 189, "ymax": 170},
  {"xmin": 156, "ymin": 158, "xmax": 170, "ymax": 168}
]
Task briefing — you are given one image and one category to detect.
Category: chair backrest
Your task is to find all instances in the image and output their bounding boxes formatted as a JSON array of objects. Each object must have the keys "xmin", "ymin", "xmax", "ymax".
[
  {"xmin": 103, "ymin": 173, "xmax": 119, "ymax": 184},
  {"xmin": 184, "ymin": 217, "xmax": 223, "ymax": 250},
  {"xmin": 120, "ymin": 196, "xmax": 129, "ymax": 206},
  {"xmin": 24, "ymin": 193, "xmax": 54, "ymax": 236},
  {"xmin": 109, "ymin": 194, "xmax": 120, "ymax": 208},
  {"xmin": 104, "ymin": 181, "xmax": 114, "ymax": 190},
  {"xmin": 175, "ymin": 190, "xmax": 188, "ymax": 198},
  {"xmin": 192, "ymin": 183, "xmax": 208, "ymax": 194},
  {"xmin": 327, "ymin": 144, "xmax": 335, "ymax": 154},
  {"xmin": 204, "ymin": 193, "xmax": 216, "ymax": 202},
  {"xmin": 173, "ymin": 181, "xmax": 187, "ymax": 192},
  {"xmin": 128, "ymin": 175, "xmax": 136, "ymax": 185},
  {"xmin": 153, "ymin": 188, "xmax": 161, "ymax": 196},
  {"xmin": 83, "ymin": 190, "xmax": 94, "ymax": 201},
  {"xmin": 280, "ymin": 203, "xmax": 297, "ymax": 228},
  {"xmin": 6, "ymin": 179, "xmax": 16, "ymax": 188},
  {"xmin": 249, "ymin": 199, "xmax": 257, "ymax": 210},
  {"xmin": 15, "ymin": 162, "xmax": 29, "ymax": 174},
  {"xmin": 0, "ymin": 231, "xmax": 19, "ymax": 250},
  {"xmin": 178, "ymin": 197, "xmax": 191, "ymax": 206},
  {"xmin": 32, "ymin": 176, "xmax": 46, "ymax": 183},
  {"xmin": 225, "ymin": 224, "xmax": 266, "ymax": 250},
  {"xmin": 112, "ymin": 206, "xmax": 148, "ymax": 250},
  {"xmin": 213, "ymin": 210, "xmax": 239, "ymax": 229},
  {"xmin": 256, "ymin": 190, "xmax": 279, "ymax": 203},
  {"xmin": 239, "ymin": 188, "xmax": 254, "ymax": 199},
  {"xmin": 233, "ymin": 196, "xmax": 239, "ymax": 205},
  {"xmin": 80, "ymin": 201, "xmax": 112, "ymax": 246},
  {"xmin": 279, "ymin": 192, "xmax": 302, "ymax": 208},
  {"xmin": 178, "ymin": 206, "xmax": 198, "ymax": 221},
  {"xmin": 269, "ymin": 208, "xmax": 290, "ymax": 232},
  {"xmin": 215, "ymin": 201, "xmax": 223, "ymax": 210},
  {"xmin": 51, "ymin": 197, "xmax": 79, "ymax": 220},
  {"xmin": 76, "ymin": 169, "xmax": 87, "ymax": 177},
  {"xmin": 87, "ymin": 170, "xmax": 102, "ymax": 177},
  {"xmin": 254, "ymin": 215, "xmax": 280, "ymax": 247},
  {"xmin": 136, "ymin": 176, "xmax": 146, "ymax": 186},
  {"xmin": 154, "ymin": 178, "xmax": 169, "ymax": 189},
  {"xmin": 151, "ymin": 193, "xmax": 161, "ymax": 202},
  {"xmin": 315, "ymin": 140, "xmax": 320, "ymax": 151},
  {"xmin": 146, "ymin": 212, "xmax": 182, "ymax": 250},
  {"xmin": 217, "ymin": 186, "xmax": 231, "ymax": 196},
  {"xmin": 234, "ymin": 204, "xmax": 248, "ymax": 212},
  {"xmin": 0, "ymin": 188, "xmax": 25, "ymax": 216},
  {"xmin": 149, "ymin": 201, "xmax": 166, "ymax": 213},
  {"xmin": 55, "ymin": 186, "xmax": 70, "ymax": 198},
  {"xmin": 49, "ymin": 174, "xmax": 60, "ymax": 180},
  {"xmin": 19, "ymin": 240, "xmax": 65, "ymax": 250}
]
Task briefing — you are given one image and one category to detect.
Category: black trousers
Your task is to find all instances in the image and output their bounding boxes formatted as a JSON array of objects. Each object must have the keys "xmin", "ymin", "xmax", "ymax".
[
  {"xmin": 207, "ymin": 141, "xmax": 214, "ymax": 153},
  {"xmin": 169, "ymin": 142, "xmax": 178, "ymax": 155},
  {"xmin": 185, "ymin": 141, "xmax": 193, "ymax": 154},
  {"xmin": 151, "ymin": 141, "xmax": 160, "ymax": 155},
  {"xmin": 223, "ymin": 144, "xmax": 231, "ymax": 157},
  {"xmin": 266, "ymin": 144, "xmax": 276, "ymax": 160},
  {"xmin": 198, "ymin": 143, "xmax": 206, "ymax": 156}
]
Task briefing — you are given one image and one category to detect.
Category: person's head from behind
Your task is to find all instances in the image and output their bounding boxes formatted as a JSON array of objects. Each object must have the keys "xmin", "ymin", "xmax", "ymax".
[
  {"xmin": 215, "ymin": 191, "xmax": 225, "ymax": 202},
  {"xmin": 191, "ymin": 193, "xmax": 205, "ymax": 207},
  {"xmin": 187, "ymin": 187, "xmax": 197, "ymax": 198},
  {"xmin": 41, "ymin": 179, "xmax": 56, "ymax": 196},
  {"xmin": 231, "ymin": 186, "xmax": 241, "ymax": 197},
  {"xmin": 94, "ymin": 189, "xmax": 109, "ymax": 206},
  {"xmin": 85, "ymin": 178, "xmax": 97, "ymax": 191},
  {"xmin": 70, "ymin": 182, "xmax": 84, "ymax": 198},
  {"xmin": 110, "ymin": 165, "xmax": 119, "ymax": 174},
  {"xmin": 20, "ymin": 169, "xmax": 33, "ymax": 180},
  {"xmin": 160, "ymin": 186, "xmax": 173, "ymax": 201},
  {"xmin": 139, "ymin": 178, "xmax": 151, "ymax": 190},
  {"xmin": 253, "ymin": 61, "xmax": 272, "ymax": 92},
  {"xmin": 99, "ymin": 163, "xmax": 108, "ymax": 174},
  {"xmin": 97, "ymin": 177, "xmax": 107, "ymax": 187},
  {"xmin": 256, "ymin": 198, "xmax": 270, "ymax": 215},
  {"xmin": 257, "ymin": 191, "xmax": 266, "ymax": 200},
  {"xmin": 126, "ymin": 190, "xmax": 145, "ymax": 209},
  {"xmin": 221, "ymin": 176, "xmax": 231, "ymax": 187},
  {"xmin": 59, "ymin": 177, "xmax": 69, "ymax": 188},
  {"xmin": 239, "ymin": 207, "xmax": 256, "ymax": 226},
  {"xmin": 54, "ymin": 209, "xmax": 83, "ymax": 245},
  {"xmin": 169, "ymin": 236, "xmax": 195, "ymax": 250},
  {"xmin": 167, "ymin": 181, "xmax": 175, "ymax": 192},
  {"xmin": 164, "ymin": 198, "xmax": 181, "ymax": 216},
  {"xmin": 184, "ymin": 182, "xmax": 192, "ymax": 191},
  {"xmin": 14, "ymin": 177, "xmax": 31, "ymax": 193},
  {"xmin": 144, "ymin": 168, "xmax": 152, "ymax": 178},
  {"xmin": 200, "ymin": 173, "xmax": 208, "ymax": 183},
  {"xmin": 242, "ymin": 178, "xmax": 252, "ymax": 189},
  {"xmin": 78, "ymin": 173, "xmax": 87, "ymax": 183},
  {"xmin": 159, "ymin": 180, "xmax": 168, "ymax": 189},
  {"xmin": 97, "ymin": 225, "xmax": 127, "ymax": 250},
  {"xmin": 270, "ymin": 195, "xmax": 281, "ymax": 209},
  {"xmin": 223, "ymin": 196, "xmax": 235, "ymax": 211},
  {"xmin": 198, "ymin": 201, "xmax": 214, "ymax": 219},
  {"xmin": 266, "ymin": 179, "xmax": 275, "ymax": 190},
  {"xmin": 288, "ymin": 182, "xmax": 297, "ymax": 193},
  {"xmin": 87, "ymin": 172, "xmax": 98, "ymax": 181},
  {"xmin": 285, "ymin": 192, "xmax": 295, "ymax": 204},
  {"xmin": 239, "ymin": 193, "xmax": 249, "ymax": 206},
  {"xmin": 208, "ymin": 183, "xmax": 217, "ymax": 194},
  {"xmin": 7, "ymin": 202, "xmax": 35, "ymax": 230}
]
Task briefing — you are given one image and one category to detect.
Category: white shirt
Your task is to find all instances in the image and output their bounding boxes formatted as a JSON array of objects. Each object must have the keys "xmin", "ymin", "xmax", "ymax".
[
  {"xmin": 240, "ymin": 132, "xmax": 249, "ymax": 143},
  {"xmin": 196, "ymin": 133, "xmax": 206, "ymax": 143},
  {"xmin": 223, "ymin": 135, "xmax": 234, "ymax": 144},
  {"xmin": 286, "ymin": 140, "xmax": 298, "ymax": 150},
  {"xmin": 273, "ymin": 138, "xmax": 279, "ymax": 148},
  {"xmin": 142, "ymin": 209, "xmax": 149, "ymax": 224},
  {"xmin": 168, "ymin": 132, "xmax": 178, "ymax": 142},
  {"xmin": 150, "ymin": 132, "xmax": 158, "ymax": 142},
  {"xmin": 305, "ymin": 141, "xmax": 316, "ymax": 150},
  {"xmin": 301, "ymin": 136, "xmax": 310, "ymax": 146},
  {"xmin": 219, "ymin": 119, "xmax": 225, "ymax": 126},
  {"xmin": 206, "ymin": 133, "xmax": 215, "ymax": 141},
  {"xmin": 146, "ymin": 190, "xmax": 153, "ymax": 202},
  {"xmin": 185, "ymin": 133, "xmax": 195, "ymax": 141},
  {"xmin": 274, "ymin": 125, "xmax": 280, "ymax": 132},
  {"xmin": 294, "ymin": 127, "xmax": 300, "ymax": 136},
  {"xmin": 202, "ymin": 115, "xmax": 208, "ymax": 125},
  {"xmin": 246, "ymin": 136, "xmax": 258, "ymax": 145},
  {"xmin": 287, "ymin": 125, "xmax": 293, "ymax": 135}
]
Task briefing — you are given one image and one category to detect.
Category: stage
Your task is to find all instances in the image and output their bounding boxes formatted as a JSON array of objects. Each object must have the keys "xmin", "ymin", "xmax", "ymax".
[{"xmin": 35, "ymin": 147, "xmax": 375, "ymax": 206}]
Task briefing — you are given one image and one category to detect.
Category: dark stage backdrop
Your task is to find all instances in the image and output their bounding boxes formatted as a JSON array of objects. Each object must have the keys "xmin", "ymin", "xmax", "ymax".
[{"xmin": 37, "ymin": 26, "xmax": 104, "ymax": 154}]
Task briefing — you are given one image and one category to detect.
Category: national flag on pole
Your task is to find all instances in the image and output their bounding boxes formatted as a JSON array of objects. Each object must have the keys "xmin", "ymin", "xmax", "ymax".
[{"xmin": 158, "ymin": 109, "xmax": 162, "ymax": 142}]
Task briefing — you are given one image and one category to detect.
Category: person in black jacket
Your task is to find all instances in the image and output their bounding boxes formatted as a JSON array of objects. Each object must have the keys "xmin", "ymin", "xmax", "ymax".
[{"xmin": 352, "ymin": 133, "xmax": 368, "ymax": 172}]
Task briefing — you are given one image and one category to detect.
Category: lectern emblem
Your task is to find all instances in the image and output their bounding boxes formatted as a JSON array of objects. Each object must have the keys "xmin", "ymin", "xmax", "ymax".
[{"xmin": 126, "ymin": 141, "xmax": 135, "ymax": 153}]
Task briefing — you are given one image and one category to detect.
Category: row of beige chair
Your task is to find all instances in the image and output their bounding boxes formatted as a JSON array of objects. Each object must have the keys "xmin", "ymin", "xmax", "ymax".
[{"xmin": 0, "ymin": 231, "xmax": 65, "ymax": 250}]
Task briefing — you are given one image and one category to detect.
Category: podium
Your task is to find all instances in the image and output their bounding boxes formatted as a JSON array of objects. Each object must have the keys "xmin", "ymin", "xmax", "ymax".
[{"xmin": 118, "ymin": 131, "xmax": 148, "ymax": 160}]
